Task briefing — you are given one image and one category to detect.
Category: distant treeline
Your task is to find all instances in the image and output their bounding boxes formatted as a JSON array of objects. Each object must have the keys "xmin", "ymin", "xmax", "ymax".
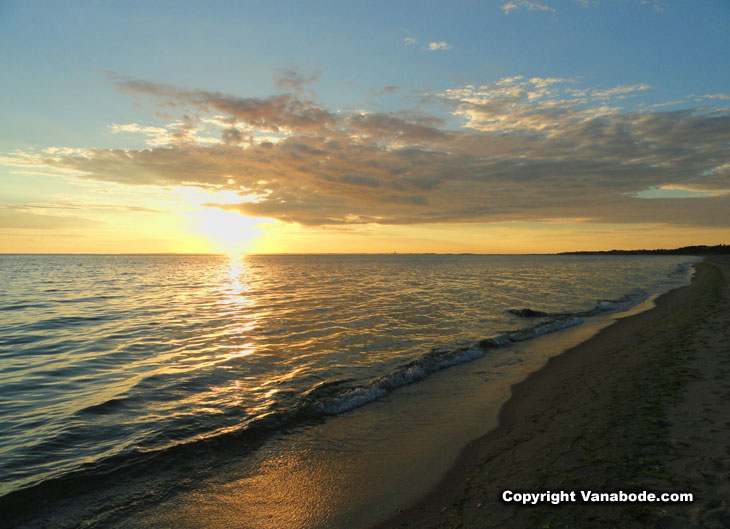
[{"xmin": 559, "ymin": 244, "xmax": 730, "ymax": 256}]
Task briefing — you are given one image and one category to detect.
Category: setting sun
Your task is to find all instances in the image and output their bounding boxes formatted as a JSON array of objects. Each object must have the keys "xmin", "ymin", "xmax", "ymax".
[{"xmin": 188, "ymin": 207, "xmax": 263, "ymax": 254}]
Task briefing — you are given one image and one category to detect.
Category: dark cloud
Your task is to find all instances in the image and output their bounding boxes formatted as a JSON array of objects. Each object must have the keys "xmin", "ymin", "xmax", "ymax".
[
  {"xmin": 221, "ymin": 127, "xmax": 244, "ymax": 145},
  {"xmin": 373, "ymin": 86, "xmax": 399, "ymax": 97},
  {"xmin": 347, "ymin": 112, "xmax": 449, "ymax": 143},
  {"xmin": 273, "ymin": 67, "xmax": 321, "ymax": 92},
  {"xmin": 5, "ymin": 76, "xmax": 730, "ymax": 229},
  {"xmin": 115, "ymin": 77, "xmax": 335, "ymax": 133}
]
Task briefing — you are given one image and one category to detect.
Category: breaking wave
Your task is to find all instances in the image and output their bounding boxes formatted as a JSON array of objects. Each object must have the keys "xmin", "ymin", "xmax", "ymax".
[{"xmin": 508, "ymin": 288, "xmax": 649, "ymax": 320}]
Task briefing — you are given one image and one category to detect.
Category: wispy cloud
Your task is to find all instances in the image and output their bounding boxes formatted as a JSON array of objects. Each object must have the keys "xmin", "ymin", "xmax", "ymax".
[
  {"xmin": 109, "ymin": 121, "xmax": 220, "ymax": 147},
  {"xmin": 590, "ymin": 83, "xmax": 650, "ymax": 99},
  {"xmin": 272, "ymin": 67, "xmax": 320, "ymax": 92},
  {"xmin": 503, "ymin": 0, "xmax": 664, "ymax": 14},
  {"xmin": 696, "ymin": 93, "xmax": 730, "ymax": 101},
  {"xmin": 0, "ymin": 206, "xmax": 98, "ymax": 230},
  {"xmin": 113, "ymin": 74, "xmax": 336, "ymax": 134},
  {"xmin": 9, "ymin": 201, "xmax": 164, "ymax": 213},
  {"xmin": 403, "ymin": 37, "xmax": 416, "ymax": 46},
  {"xmin": 374, "ymin": 86, "xmax": 399, "ymax": 97},
  {"xmin": 642, "ymin": 99, "xmax": 688, "ymax": 109},
  {"xmin": 501, "ymin": 0, "xmax": 555, "ymax": 14},
  {"xmin": 428, "ymin": 41, "xmax": 452, "ymax": 51},
  {"xmin": 642, "ymin": 0, "xmax": 665, "ymax": 12}
]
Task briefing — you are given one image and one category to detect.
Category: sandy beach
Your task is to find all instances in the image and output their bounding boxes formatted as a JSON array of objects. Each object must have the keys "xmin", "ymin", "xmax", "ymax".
[{"xmin": 375, "ymin": 256, "xmax": 730, "ymax": 529}]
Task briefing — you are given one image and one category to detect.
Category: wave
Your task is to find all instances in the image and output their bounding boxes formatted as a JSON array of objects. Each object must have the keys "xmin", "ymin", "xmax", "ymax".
[
  {"xmin": 667, "ymin": 262, "xmax": 692, "ymax": 279},
  {"xmin": 0, "ymin": 302, "xmax": 51, "ymax": 312},
  {"xmin": 508, "ymin": 287, "xmax": 648, "ymax": 320},
  {"xmin": 301, "ymin": 286, "xmax": 660, "ymax": 426}
]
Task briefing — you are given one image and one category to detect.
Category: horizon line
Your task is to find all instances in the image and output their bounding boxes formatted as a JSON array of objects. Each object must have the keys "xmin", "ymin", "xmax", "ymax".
[{"xmin": 1, "ymin": 244, "xmax": 725, "ymax": 257}]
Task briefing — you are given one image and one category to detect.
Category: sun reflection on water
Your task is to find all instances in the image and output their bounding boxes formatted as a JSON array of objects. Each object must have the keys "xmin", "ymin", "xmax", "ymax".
[{"xmin": 187, "ymin": 254, "xmax": 265, "ymax": 416}]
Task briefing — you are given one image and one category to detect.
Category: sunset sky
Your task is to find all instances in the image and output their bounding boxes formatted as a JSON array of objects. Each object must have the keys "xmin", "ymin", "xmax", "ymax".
[{"xmin": 1, "ymin": 0, "xmax": 729, "ymax": 254}]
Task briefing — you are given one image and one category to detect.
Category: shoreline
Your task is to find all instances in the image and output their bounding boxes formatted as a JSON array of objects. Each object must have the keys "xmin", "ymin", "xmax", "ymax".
[{"xmin": 374, "ymin": 256, "xmax": 727, "ymax": 528}]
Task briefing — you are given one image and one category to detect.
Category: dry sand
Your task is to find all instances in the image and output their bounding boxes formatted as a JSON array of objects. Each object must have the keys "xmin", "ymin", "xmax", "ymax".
[{"xmin": 374, "ymin": 256, "xmax": 729, "ymax": 529}]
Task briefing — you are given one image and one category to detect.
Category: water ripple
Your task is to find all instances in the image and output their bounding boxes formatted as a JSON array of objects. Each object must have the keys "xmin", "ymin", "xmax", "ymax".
[{"xmin": 0, "ymin": 253, "xmax": 697, "ymax": 497}]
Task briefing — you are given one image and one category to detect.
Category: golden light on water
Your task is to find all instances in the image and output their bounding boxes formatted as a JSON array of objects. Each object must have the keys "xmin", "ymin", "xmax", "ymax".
[
  {"xmin": 225, "ymin": 254, "xmax": 246, "ymax": 289},
  {"xmin": 225, "ymin": 346, "xmax": 255, "ymax": 360},
  {"xmin": 218, "ymin": 255, "xmax": 259, "ymax": 358}
]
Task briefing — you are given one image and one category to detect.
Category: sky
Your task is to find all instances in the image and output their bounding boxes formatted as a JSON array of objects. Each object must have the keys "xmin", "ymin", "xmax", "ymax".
[{"xmin": 1, "ymin": 0, "xmax": 729, "ymax": 254}]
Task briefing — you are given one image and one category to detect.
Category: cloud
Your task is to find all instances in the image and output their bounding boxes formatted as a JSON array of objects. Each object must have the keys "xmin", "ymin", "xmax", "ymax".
[
  {"xmin": 109, "ymin": 120, "xmax": 220, "ymax": 146},
  {"xmin": 697, "ymin": 94, "xmax": 730, "ymax": 101},
  {"xmin": 347, "ymin": 111, "xmax": 448, "ymax": 143},
  {"xmin": 377, "ymin": 86, "xmax": 399, "ymax": 96},
  {"xmin": 529, "ymin": 77, "xmax": 567, "ymax": 89},
  {"xmin": 643, "ymin": 99, "xmax": 688, "ymax": 109},
  {"xmin": 113, "ymin": 75, "xmax": 336, "ymax": 134},
  {"xmin": 0, "ymin": 207, "xmax": 98, "ymax": 230},
  {"xmin": 3, "ymin": 75, "xmax": 730, "ymax": 230},
  {"xmin": 503, "ymin": 0, "xmax": 664, "ymax": 14},
  {"xmin": 273, "ymin": 67, "xmax": 320, "ymax": 92},
  {"xmin": 641, "ymin": 0, "xmax": 664, "ymax": 12},
  {"xmin": 428, "ymin": 41, "xmax": 452, "ymax": 51},
  {"xmin": 9, "ymin": 202, "xmax": 164, "ymax": 213},
  {"xmin": 590, "ymin": 83, "xmax": 650, "ymax": 99},
  {"xmin": 403, "ymin": 37, "xmax": 416, "ymax": 46},
  {"xmin": 501, "ymin": 1, "xmax": 555, "ymax": 14}
]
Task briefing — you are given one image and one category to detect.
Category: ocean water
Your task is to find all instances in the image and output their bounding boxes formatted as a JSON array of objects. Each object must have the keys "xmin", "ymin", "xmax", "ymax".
[{"xmin": 0, "ymin": 254, "xmax": 697, "ymax": 525}]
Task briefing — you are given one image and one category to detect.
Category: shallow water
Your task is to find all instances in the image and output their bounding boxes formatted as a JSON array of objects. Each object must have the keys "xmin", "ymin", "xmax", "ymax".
[{"xmin": 0, "ymin": 253, "xmax": 697, "ymax": 523}]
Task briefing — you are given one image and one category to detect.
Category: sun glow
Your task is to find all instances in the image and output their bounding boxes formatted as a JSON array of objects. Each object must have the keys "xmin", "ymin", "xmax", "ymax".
[
  {"xmin": 167, "ymin": 185, "xmax": 272, "ymax": 253},
  {"xmin": 192, "ymin": 207, "xmax": 263, "ymax": 253}
]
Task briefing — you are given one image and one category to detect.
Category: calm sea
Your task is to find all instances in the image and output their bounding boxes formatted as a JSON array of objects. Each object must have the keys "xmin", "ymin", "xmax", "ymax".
[{"xmin": 0, "ymin": 254, "xmax": 697, "ymax": 526}]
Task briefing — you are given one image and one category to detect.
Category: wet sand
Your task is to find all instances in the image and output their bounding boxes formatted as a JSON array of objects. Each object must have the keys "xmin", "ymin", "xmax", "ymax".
[{"xmin": 375, "ymin": 256, "xmax": 728, "ymax": 528}]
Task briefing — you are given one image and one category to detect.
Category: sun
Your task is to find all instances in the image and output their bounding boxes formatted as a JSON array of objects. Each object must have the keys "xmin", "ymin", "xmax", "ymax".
[
  {"xmin": 198, "ymin": 208, "xmax": 263, "ymax": 254},
  {"xmin": 168, "ymin": 185, "xmax": 271, "ymax": 254},
  {"xmin": 193, "ymin": 207, "xmax": 263, "ymax": 254}
]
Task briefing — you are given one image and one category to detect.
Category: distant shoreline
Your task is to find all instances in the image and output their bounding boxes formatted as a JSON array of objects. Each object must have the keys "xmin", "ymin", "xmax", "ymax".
[{"xmin": 558, "ymin": 244, "xmax": 729, "ymax": 256}]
